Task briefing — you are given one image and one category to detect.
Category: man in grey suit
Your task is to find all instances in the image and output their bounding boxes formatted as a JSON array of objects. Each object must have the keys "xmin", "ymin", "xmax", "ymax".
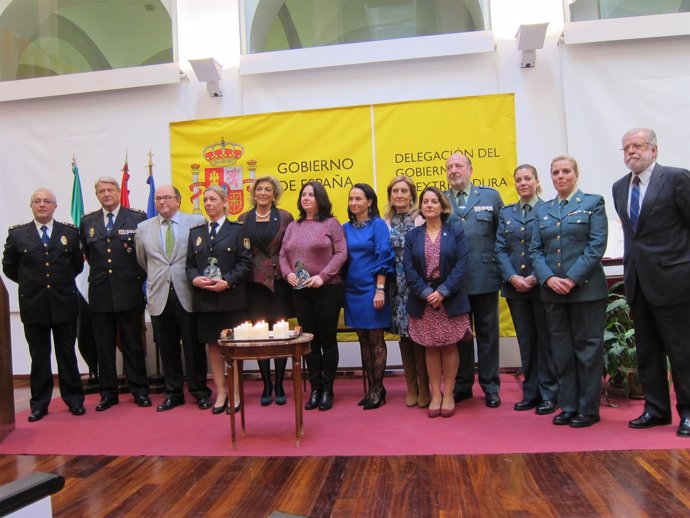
[
  {"xmin": 612, "ymin": 128, "xmax": 690, "ymax": 437},
  {"xmin": 444, "ymin": 153, "xmax": 504, "ymax": 408},
  {"xmin": 135, "ymin": 185, "xmax": 212, "ymax": 411}
]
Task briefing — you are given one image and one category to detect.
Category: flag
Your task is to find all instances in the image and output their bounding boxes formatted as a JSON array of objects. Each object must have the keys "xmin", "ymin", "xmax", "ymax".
[
  {"xmin": 70, "ymin": 158, "xmax": 84, "ymax": 226},
  {"xmin": 146, "ymin": 172, "xmax": 156, "ymax": 218},
  {"xmin": 120, "ymin": 157, "xmax": 131, "ymax": 208},
  {"xmin": 70, "ymin": 157, "xmax": 98, "ymax": 376}
]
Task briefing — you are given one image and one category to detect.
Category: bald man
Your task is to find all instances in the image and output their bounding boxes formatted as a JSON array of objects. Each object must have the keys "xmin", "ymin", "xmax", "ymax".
[{"xmin": 3, "ymin": 188, "xmax": 86, "ymax": 422}]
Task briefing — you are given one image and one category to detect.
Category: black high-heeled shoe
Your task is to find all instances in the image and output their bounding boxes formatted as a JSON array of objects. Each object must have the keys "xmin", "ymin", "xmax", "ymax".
[
  {"xmin": 305, "ymin": 389, "xmax": 321, "ymax": 410},
  {"xmin": 260, "ymin": 384, "xmax": 273, "ymax": 406},
  {"xmin": 211, "ymin": 397, "xmax": 228, "ymax": 415},
  {"xmin": 363, "ymin": 390, "xmax": 386, "ymax": 410},
  {"xmin": 227, "ymin": 398, "xmax": 241, "ymax": 414},
  {"xmin": 318, "ymin": 390, "xmax": 334, "ymax": 411},
  {"xmin": 274, "ymin": 384, "xmax": 286, "ymax": 405}
]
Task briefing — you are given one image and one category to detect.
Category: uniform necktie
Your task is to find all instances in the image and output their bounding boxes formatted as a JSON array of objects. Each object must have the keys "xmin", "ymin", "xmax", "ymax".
[
  {"xmin": 629, "ymin": 175, "xmax": 641, "ymax": 231},
  {"xmin": 40, "ymin": 225, "xmax": 49, "ymax": 245},
  {"xmin": 559, "ymin": 199, "xmax": 568, "ymax": 215},
  {"xmin": 210, "ymin": 221, "xmax": 218, "ymax": 240},
  {"xmin": 106, "ymin": 212, "xmax": 114, "ymax": 235},
  {"xmin": 164, "ymin": 219, "xmax": 175, "ymax": 259},
  {"xmin": 457, "ymin": 191, "xmax": 466, "ymax": 207},
  {"xmin": 522, "ymin": 204, "xmax": 532, "ymax": 218}
]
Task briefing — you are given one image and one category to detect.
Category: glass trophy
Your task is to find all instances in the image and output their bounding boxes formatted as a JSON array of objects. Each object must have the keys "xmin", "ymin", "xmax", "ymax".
[
  {"xmin": 204, "ymin": 257, "xmax": 223, "ymax": 280},
  {"xmin": 294, "ymin": 260, "xmax": 310, "ymax": 289}
]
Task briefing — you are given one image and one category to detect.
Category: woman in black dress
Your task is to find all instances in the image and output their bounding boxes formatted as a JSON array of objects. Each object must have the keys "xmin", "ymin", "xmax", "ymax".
[{"xmin": 238, "ymin": 176, "xmax": 295, "ymax": 406}]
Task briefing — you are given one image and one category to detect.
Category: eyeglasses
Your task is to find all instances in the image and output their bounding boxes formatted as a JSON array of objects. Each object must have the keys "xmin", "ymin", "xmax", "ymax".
[
  {"xmin": 31, "ymin": 199, "xmax": 55, "ymax": 206},
  {"xmin": 620, "ymin": 142, "xmax": 651, "ymax": 152},
  {"xmin": 155, "ymin": 195, "xmax": 177, "ymax": 202}
]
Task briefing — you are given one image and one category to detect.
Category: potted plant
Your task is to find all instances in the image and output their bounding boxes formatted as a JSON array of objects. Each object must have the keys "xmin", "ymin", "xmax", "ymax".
[{"xmin": 603, "ymin": 282, "xmax": 643, "ymax": 399}]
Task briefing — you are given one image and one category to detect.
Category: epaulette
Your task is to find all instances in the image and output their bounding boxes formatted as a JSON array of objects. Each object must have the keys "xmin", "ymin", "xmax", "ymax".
[
  {"xmin": 228, "ymin": 220, "xmax": 242, "ymax": 225},
  {"xmin": 129, "ymin": 208, "xmax": 147, "ymax": 214},
  {"xmin": 503, "ymin": 202, "xmax": 518, "ymax": 209},
  {"xmin": 190, "ymin": 222, "xmax": 206, "ymax": 229},
  {"xmin": 8, "ymin": 222, "xmax": 28, "ymax": 231},
  {"xmin": 82, "ymin": 209, "xmax": 100, "ymax": 218},
  {"xmin": 59, "ymin": 221, "xmax": 77, "ymax": 228}
]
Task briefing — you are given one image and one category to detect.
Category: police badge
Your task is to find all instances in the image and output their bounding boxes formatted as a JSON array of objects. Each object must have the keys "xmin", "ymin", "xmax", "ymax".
[{"xmin": 243, "ymin": 237, "xmax": 251, "ymax": 250}]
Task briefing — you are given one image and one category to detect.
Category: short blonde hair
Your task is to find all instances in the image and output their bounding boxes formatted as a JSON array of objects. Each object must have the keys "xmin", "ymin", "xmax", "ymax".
[
  {"xmin": 250, "ymin": 176, "xmax": 283, "ymax": 207},
  {"xmin": 550, "ymin": 155, "xmax": 579, "ymax": 175}
]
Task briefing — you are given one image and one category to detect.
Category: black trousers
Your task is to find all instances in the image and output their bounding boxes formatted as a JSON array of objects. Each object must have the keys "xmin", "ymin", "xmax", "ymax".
[
  {"xmin": 292, "ymin": 284, "xmax": 343, "ymax": 392},
  {"xmin": 23, "ymin": 320, "xmax": 84, "ymax": 412},
  {"xmin": 91, "ymin": 309, "xmax": 149, "ymax": 398},
  {"xmin": 151, "ymin": 286, "xmax": 210, "ymax": 401},
  {"xmin": 544, "ymin": 300, "xmax": 605, "ymax": 416},
  {"xmin": 506, "ymin": 297, "xmax": 558, "ymax": 402},
  {"xmin": 456, "ymin": 292, "xmax": 500, "ymax": 395},
  {"xmin": 631, "ymin": 289, "xmax": 690, "ymax": 420}
]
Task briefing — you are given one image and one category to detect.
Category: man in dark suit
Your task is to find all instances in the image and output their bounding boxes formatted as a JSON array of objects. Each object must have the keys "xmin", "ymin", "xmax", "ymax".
[
  {"xmin": 80, "ymin": 176, "xmax": 150, "ymax": 411},
  {"xmin": 135, "ymin": 185, "xmax": 211, "ymax": 412},
  {"xmin": 3, "ymin": 188, "xmax": 85, "ymax": 422},
  {"xmin": 612, "ymin": 128, "xmax": 690, "ymax": 438},
  {"xmin": 444, "ymin": 153, "xmax": 504, "ymax": 408}
]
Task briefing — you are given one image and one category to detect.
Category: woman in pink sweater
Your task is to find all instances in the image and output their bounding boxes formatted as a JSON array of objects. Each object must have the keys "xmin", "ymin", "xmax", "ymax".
[{"xmin": 279, "ymin": 181, "xmax": 347, "ymax": 411}]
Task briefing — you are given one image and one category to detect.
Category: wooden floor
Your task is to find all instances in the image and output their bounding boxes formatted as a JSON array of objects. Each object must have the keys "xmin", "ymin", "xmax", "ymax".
[{"xmin": 3, "ymin": 382, "xmax": 690, "ymax": 517}]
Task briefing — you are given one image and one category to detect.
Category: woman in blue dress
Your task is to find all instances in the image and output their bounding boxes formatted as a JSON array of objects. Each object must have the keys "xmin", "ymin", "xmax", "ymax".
[{"xmin": 343, "ymin": 183, "xmax": 395, "ymax": 410}]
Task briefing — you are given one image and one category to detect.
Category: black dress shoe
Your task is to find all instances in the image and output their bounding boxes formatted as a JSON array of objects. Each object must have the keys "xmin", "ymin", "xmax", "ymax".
[
  {"xmin": 569, "ymin": 413, "xmax": 600, "ymax": 428},
  {"xmin": 305, "ymin": 390, "xmax": 321, "ymax": 411},
  {"xmin": 485, "ymin": 392, "xmax": 501, "ymax": 408},
  {"xmin": 628, "ymin": 411, "xmax": 672, "ymax": 429},
  {"xmin": 553, "ymin": 410, "xmax": 576, "ymax": 425},
  {"xmin": 95, "ymin": 397, "xmax": 119, "ymax": 412},
  {"xmin": 134, "ymin": 394, "xmax": 152, "ymax": 407},
  {"xmin": 156, "ymin": 397, "xmax": 185, "ymax": 412},
  {"xmin": 514, "ymin": 399, "xmax": 538, "ymax": 411},
  {"xmin": 28, "ymin": 409, "xmax": 47, "ymax": 422},
  {"xmin": 69, "ymin": 406, "xmax": 86, "ymax": 416},
  {"xmin": 536, "ymin": 400, "xmax": 557, "ymax": 415},
  {"xmin": 318, "ymin": 391, "xmax": 334, "ymax": 411},
  {"xmin": 197, "ymin": 397, "xmax": 212, "ymax": 410},
  {"xmin": 453, "ymin": 388, "xmax": 473, "ymax": 403},
  {"xmin": 211, "ymin": 398, "xmax": 228, "ymax": 415},
  {"xmin": 678, "ymin": 418, "xmax": 690, "ymax": 437}
]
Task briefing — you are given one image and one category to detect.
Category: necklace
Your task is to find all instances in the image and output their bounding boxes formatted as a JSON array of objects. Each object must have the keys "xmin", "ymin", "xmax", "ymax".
[
  {"xmin": 255, "ymin": 208, "xmax": 271, "ymax": 219},
  {"xmin": 352, "ymin": 218, "xmax": 371, "ymax": 229}
]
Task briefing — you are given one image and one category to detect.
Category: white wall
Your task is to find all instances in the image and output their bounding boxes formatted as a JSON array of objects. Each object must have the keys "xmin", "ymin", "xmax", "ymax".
[{"xmin": 1, "ymin": 0, "xmax": 688, "ymax": 374}]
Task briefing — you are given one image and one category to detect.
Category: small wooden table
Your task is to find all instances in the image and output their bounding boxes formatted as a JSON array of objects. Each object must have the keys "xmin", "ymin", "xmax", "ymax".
[{"xmin": 218, "ymin": 333, "xmax": 313, "ymax": 449}]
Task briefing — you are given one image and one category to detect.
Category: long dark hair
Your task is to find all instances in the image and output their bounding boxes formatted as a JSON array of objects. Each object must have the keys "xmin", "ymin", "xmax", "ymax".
[
  {"xmin": 347, "ymin": 183, "xmax": 380, "ymax": 223},
  {"xmin": 296, "ymin": 181, "xmax": 333, "ymax": 222}
]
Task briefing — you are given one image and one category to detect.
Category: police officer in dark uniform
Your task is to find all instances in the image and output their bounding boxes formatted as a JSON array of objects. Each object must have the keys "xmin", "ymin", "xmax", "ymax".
[
  {"xmin": 444, "ymin": 153, "xmax": 505, "ymax": 408},
  {"xmin": 186, "ymin": 185, "xmax": 252, "ymax": 414},
  {"xmin": 3, "ymin": 188, "xmax": 85, "ymax": 422},
  {"xmin": 80, "ymin": 176, "xmax": 150, "ymax": 411}
]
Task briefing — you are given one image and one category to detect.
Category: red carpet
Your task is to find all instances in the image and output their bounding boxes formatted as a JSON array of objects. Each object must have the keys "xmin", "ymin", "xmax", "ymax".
[{"xmin": 1, "ymin": 374, "xmax": 685, "ymax": 457}]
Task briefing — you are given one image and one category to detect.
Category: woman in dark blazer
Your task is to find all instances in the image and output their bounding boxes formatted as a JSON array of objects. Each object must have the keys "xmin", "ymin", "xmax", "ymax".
[
  {"xmin": 187, "ymin": 184, "xmax": 252, "ymax": 414},
  {"xmin": 403, "ymin": 186, "xmax": 472, "ymax": 418},
  {"xmin": 238, "ymin": 176, "xmax": 295, "ymax": 406},
  {"xmin": 495, "ymin": 164, "xmax": 558, "ymax": 415},
  {"xmin": 529, "ymin": 155, "xmax": 608, "ymax": 428}
]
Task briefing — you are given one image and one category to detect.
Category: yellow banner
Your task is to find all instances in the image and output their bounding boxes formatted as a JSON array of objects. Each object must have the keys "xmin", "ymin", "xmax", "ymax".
[
  {"xmin": 170, "ymin": 106, "xmax": 372, "ymax": 220},
  {"xmin": 170, "ymin": 94, "xmax": 518, "ymax": 336}
]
